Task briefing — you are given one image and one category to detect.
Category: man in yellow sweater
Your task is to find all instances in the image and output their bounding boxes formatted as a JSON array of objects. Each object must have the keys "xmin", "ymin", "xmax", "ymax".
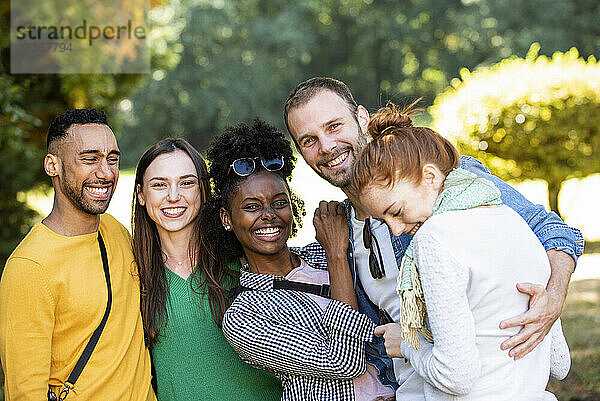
[{"xmin": 0, "ymin": 109, "xmax": 155, "ymax": 400}]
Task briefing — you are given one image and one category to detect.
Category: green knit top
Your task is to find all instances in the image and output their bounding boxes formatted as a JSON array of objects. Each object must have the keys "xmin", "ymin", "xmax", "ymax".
[{"xmin": 152, "ymin": 267, "xmax": 282, "ymax": 401}]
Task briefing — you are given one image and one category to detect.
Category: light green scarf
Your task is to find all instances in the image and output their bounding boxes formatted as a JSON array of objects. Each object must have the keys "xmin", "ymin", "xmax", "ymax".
[{"xmin": 397, "ymin": 167, "xmax": 502, "ymax": 349}]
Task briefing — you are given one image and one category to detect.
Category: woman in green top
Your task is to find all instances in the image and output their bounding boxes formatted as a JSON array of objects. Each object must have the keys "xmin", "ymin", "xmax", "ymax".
[{"xmin": 131, "ymin": 138, "xmax": 282, "ymax": 400}]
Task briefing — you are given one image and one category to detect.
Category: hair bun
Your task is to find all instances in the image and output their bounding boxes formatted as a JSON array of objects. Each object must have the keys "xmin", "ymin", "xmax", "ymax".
[{"xmin": 368, "ymin": 99, "xmax": 423, "ymax": 140}]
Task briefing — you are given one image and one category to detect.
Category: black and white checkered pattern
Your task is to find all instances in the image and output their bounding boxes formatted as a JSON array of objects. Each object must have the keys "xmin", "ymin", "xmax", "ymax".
[{"xmin": 222, "ymin": 256, "xmax": 376, "ymax": 401}]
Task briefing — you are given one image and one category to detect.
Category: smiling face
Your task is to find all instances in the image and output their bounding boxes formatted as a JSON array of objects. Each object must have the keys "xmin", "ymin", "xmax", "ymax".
[
  {"xmin": 359, "ymin": 165, "xmax": 444, "ymax": 237},
  {"xmin": 53, "ymin": 123, "xmax": 120, "ymax": 215},
  {"xmin": 287, "ymin": 90, "xmax": 369, "ymax": 189},
  {"xmin": 138, "ymin": 150, "xmax": 202, "ymax": 236},
  {"xmin": 220, "ymin": 171, "xmax": 292, "ymax": 258}
]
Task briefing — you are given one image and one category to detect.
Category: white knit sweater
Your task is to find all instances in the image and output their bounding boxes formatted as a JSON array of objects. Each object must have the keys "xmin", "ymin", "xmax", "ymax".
[{"xmin": 398, "ymin": 205, "xmax": 570, "ymax": 401}]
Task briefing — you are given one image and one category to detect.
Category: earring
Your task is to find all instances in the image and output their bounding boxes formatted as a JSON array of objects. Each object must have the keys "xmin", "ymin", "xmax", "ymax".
[{"xmin": 224, "ymin": 224, "xmax": 231, "ymax": 231}]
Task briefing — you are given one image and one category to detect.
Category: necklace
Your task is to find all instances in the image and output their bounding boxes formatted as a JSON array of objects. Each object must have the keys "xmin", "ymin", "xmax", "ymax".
[
  {"xmin": 164, "ymin": 255, "xmax": 189, "ymax": 270},
  {"xmin": 164, "ymin": 255, "xmax": 194, "ymax": 280}
]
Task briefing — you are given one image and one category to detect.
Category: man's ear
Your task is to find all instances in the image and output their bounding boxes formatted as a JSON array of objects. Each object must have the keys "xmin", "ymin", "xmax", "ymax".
[
  {"xmin": 136, "ymin": 184, "xmax": 145, "ymax": 206},
  {"xmin": 356, "ymin": 105, "xmax": 370, "ymax": 134},
  {"xmin": 44, "ymin": 153, "xmax": 60, "ymax": 178},
  {"xmin": 220, "ymin": 207, "xmax": 232, "ymax": 231}
]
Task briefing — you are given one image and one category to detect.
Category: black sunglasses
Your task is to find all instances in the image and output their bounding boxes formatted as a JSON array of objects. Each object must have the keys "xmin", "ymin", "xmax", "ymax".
[
  {"xmin": 228, "ymin": 156, "xmax": 285, "ymax": 177},
  {"xmin": 363, "ymin": 217, "xmax": 385, "ymax": 279}
]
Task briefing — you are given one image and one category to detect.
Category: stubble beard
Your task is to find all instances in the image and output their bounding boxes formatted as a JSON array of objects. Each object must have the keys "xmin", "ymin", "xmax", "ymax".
[
  {"xmin": 61, "ymin": 168, "xmax": 112, "ymax": 215},
  {"xmin": 319, "ymin": 126, "xmax": 369, "ymax": 189}
]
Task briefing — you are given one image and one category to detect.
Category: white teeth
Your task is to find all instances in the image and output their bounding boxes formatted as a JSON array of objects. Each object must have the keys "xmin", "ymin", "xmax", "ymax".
[
  {"xmin": 162, "ymin": 207, "xmax": 185, "ymax": 216},
  {"xmin": 326, "ymin": 152, "xmax": 348, "ymax": 167},
  {"xmin": 254, "ymin": 227, "xmax": 280, "ymax": 237},
  {"xmin": 86, "ymin": 186, "xmax": 108, "ymax": 195}
]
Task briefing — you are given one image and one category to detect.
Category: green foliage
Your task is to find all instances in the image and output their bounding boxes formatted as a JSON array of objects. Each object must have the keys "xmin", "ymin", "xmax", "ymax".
[
  {"xmin": 118, "ymin": 0, "xmax": 600, "ymax": 167},
  {"xmin": 118, "ymin": 0, "xmax": 315, "ymax": 166},
  {"xmin": 0, "ymin": 76, "xmax": 45, "ymax": 267},
  {"xmin": 0, "ymin": 0, "xmax": 182, "ymax": 150},
  {"xmin": 431, "ymin": 45, "xmax": 600, "ymax": 216},
  {"xmin": 0, "ymin": 0, "xmax": 183, "ymax": 269},
  {"xmin": 291, "ymin": 0, "xmax": 600, "ymax": 112}
]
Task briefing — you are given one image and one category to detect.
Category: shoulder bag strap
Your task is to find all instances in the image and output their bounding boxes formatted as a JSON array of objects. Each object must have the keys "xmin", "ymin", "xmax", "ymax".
[
  {"xmin": 230, "ymin": 279, "xmax": 331, "ymax": 300},
  {"xmin": 273, "ymin": 279, "xmax": 331, "ymax": 298}
]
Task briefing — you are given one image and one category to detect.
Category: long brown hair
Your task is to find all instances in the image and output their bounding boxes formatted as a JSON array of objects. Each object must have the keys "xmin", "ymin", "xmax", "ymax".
[
  {"xmin": 132, "ymin": 138, "xmax": 234, "ymax": 345},
  {"xmin": 352, "ymin": 100, "xmax": 458, "ymax": 192}
]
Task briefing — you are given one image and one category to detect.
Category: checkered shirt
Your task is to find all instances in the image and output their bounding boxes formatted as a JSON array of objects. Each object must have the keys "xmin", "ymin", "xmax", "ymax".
[{"xmin": 222, "ymin": 250, "xmax": 376, "ymax": 401}]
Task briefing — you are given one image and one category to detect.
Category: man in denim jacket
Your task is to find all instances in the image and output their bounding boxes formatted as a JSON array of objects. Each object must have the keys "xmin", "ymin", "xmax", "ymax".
[{"xmin": 284, "ymin": 77, "xmax": 584, "ymax": 395}]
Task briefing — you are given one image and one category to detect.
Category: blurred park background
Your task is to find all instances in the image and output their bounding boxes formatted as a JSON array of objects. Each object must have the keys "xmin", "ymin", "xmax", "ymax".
[{"xmin": 1, "ymin": 0, "xmax": 599, "ymax": 399}]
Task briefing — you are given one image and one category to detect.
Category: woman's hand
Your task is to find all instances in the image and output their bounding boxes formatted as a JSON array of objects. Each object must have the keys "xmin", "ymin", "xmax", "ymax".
[
  {"xmin": 375, "ymin": 323, "xmax": 405, "ymax": 358},
  {"xmin": 313, "ymin": 200, "xmax": 349, "ymax": 257}
]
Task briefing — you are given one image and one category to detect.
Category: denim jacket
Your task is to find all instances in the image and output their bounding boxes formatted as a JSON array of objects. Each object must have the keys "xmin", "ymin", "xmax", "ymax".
[{"xmin": 297, "ymin": 155, "xmax": 584, "ymax": 390}]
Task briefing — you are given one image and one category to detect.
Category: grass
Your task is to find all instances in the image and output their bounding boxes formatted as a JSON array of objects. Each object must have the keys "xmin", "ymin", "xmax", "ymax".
[{"xmin": 548, "ymin": 279, "xmax": 600, "ymax": 400}]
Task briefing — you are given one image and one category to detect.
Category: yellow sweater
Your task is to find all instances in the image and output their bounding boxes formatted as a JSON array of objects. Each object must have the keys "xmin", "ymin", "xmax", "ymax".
[{"xmin": 0, "ymin": 214, "xmax": 155, "ymax": 401}]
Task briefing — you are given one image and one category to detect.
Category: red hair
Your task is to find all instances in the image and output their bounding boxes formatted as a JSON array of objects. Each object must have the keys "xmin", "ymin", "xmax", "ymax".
[{"xmin": 352, "ymin": 100, "xmax": 458, "ymax": 191}]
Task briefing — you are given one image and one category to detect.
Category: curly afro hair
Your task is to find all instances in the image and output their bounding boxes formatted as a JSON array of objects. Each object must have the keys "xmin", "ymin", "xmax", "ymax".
[{"xmin": 200, "ymin": 118, "xmax": 306, "ymax": 265}]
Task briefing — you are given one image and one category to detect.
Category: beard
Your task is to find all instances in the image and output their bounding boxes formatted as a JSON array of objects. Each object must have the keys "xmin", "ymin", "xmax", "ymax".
[
  {"xmin": 61, "ymin": 167, "xmax": 113, "ymax": 215},
  {"xmin": 316, "ymin": 126, "xmax": 369, "ymax": 189}
]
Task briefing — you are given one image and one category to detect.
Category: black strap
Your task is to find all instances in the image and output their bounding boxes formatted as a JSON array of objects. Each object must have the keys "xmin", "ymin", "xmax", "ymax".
[
  {"xmin": 379, "ymin": 308, "xmax": 394, "ymax": 325},
  {"xmin": 230, "ymin": 279, "xmax": 331, "ymax": 299},
  {"xmin": 273, "ymin": 279, "xmax": 331, "ymax": 298},
  {"xmin": 62, "ymin": 232, "xmax": 112, "ymax": 393}
]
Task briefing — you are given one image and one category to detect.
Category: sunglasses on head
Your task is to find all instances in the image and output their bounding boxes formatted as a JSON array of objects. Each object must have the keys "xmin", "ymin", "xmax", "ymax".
[
  {"xmin": 228, "ymin": 156, "xmax": 285, "ymax": 177},
  {"xmin": 363, "ymin": 217, "xmax": 385, "ymax": 279}
]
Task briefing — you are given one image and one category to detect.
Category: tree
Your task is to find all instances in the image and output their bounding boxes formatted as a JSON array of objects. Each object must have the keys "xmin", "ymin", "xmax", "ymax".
[
  {"xmin": 0, "ymin": 0, "xmax": 184, "ymax": 157},
  {"xmin": 0, "ymin": 0, "xmax": 182, "ymax": 272},
  {"xmin": 0, "ymin": 76, "xmax": 44, "ymax": 267},
  {"xmin": 0, "ymin": 0, "xmax": 154, "ymax": 129},
  {"xmin": 118, "ymin": 0, "xmax": 317, "ymax": 166},
  {"xmin": 303, "ymin": 0, "xmax": 600, "ymax": 111},
  {"xmin": 118, "ymin": 0, "xmax": 600, "ymax": 168},
  {"xmin": 430, "ymin": 44, "xmax": 600, "ymax": 217}
]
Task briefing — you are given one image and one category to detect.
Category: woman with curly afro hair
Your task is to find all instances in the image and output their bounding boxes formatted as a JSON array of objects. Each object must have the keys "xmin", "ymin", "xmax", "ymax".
[{"xmin": 202, "ymin": 118, "xmax": 394, "ymax": 401}]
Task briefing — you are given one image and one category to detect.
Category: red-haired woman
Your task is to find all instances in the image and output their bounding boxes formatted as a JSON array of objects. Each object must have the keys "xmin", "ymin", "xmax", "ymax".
[{"xmin": 351, "ymin": 104, "xmax": 570, "ymax": 400}]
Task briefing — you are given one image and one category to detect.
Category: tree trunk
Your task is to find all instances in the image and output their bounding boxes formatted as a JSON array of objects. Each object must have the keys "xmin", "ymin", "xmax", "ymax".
[{"xmin": 547, "ymin": 180, "xmax": 562, "ymax": 219}]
